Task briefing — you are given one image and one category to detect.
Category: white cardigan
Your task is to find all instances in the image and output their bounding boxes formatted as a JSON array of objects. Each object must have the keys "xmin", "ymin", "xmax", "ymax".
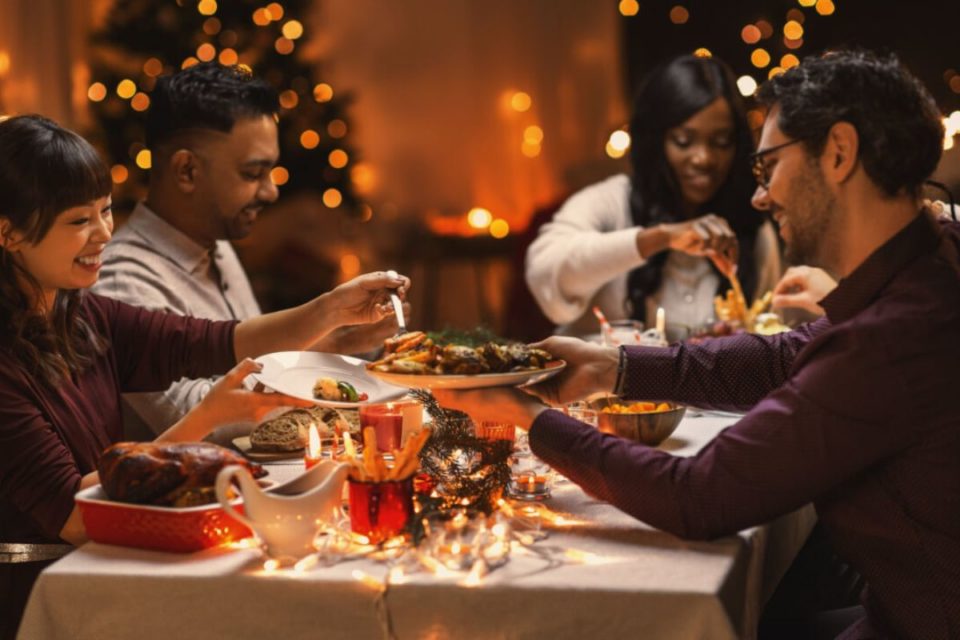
[{"xmin": 525, "ymin": 174, "xmax": 782, "ymax": 335}]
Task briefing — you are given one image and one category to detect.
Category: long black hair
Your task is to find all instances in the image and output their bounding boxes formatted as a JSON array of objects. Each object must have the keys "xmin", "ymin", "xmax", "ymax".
[
  {"xmin": 626, "ymin": 55, "xmax": 762, "ymax": 321},
  {"xmin": 0, "ymin": 115, "xmax": 112, "ymax": 385}
]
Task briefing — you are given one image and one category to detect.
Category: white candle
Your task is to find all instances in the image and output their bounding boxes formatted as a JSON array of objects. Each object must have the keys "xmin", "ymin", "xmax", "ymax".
[{"xmin": 656, "ymin": 307, "xmax": 666, "ymax": 336}]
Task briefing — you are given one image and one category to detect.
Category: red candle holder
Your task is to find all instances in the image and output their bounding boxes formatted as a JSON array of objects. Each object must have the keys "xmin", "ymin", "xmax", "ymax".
[
  {"xmin": 359, "ymin": 403, "xmax": 404, "ymax": 452},
  {"xmin": 348, "ymin": 476, "xmax": 414, "ymax": 544}
]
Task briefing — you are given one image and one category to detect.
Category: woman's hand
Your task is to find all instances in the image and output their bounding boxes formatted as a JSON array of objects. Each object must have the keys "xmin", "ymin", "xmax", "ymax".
[
  {"xmin": 328, "ymin": 271, "xmax": 410, "ymax": 327},
  {"xmin": 772, "ymin": 266, "xmax": 837, "ymax": 316},
  {"xmin": 636, "ymin": 214, "xmax": 739, "ymax": 275},
  {"xmin": 160, "ymin": 359, "xmax": 314, "ymax": 442},
  {"xmin": 526, "ymin": 336, "xmax": 619, "ymax": 406},
  {"xmin": 432, "ymin": 387, "xmax": 548, "ymax": 431}
]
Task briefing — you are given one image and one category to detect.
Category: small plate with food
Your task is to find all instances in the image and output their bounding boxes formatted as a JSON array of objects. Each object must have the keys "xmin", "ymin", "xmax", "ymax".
[
  {"xmin": 253, "ymin": 352, "xmax": 407, "ymax": 407},
  {"xmin": 233, "ymin": 406, "xmax": 358, "ymax": 461},
  {"xmin": 364, "ymin": 331, "xmax": 566, "ymax": 390}
]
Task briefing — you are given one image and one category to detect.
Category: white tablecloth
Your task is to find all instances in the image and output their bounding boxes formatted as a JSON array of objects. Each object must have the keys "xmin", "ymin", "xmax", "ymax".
[{"xmin": 18, "ymin": 414, "xmax": 815, "ymax": 640}]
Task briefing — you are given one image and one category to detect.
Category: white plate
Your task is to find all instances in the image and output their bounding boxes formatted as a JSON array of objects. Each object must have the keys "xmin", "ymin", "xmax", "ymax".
[
  {"xmin": 253, "ymin": 352, "xmax": 407, "ymax": 407},
  {"xmin": 367, "ymin": 360, "xmax": 566, "ymax": 390}
]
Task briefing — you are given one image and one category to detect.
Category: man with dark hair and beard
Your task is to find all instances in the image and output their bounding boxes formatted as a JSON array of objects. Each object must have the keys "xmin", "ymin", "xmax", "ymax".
[
  {"xmin": 94, "ymin": 62, "xmax": 403, "ymax": 439},
  {"xmin": 433, "ymin": 50, "xmax": 960, "ymax": 639}
]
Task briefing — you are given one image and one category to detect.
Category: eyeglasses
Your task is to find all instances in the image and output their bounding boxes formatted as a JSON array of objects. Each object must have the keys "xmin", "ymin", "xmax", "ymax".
[{"xmin": 749, "ymin": 138, "xmax": 807, "ymax": 188}]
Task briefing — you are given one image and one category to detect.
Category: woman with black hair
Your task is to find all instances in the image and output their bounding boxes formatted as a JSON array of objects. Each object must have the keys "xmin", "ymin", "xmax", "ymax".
[
  {"xmin": 0, "ymin": 114, "xmax": 408, "ymax": 639},
  {"xmin": 526, "ymin": 54, "xmax": 781, "ymax": 336}
]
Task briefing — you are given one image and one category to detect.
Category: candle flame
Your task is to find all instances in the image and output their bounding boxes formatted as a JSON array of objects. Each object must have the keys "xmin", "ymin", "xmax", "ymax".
[{"xmin": 308, "ymin": 423, "xmax": 321, "ymax": 458}]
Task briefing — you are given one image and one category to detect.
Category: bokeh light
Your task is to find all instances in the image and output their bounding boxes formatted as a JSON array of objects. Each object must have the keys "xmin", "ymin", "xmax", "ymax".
[
  {"xmin": 218, "ymin": 48, "xmax": 238, "ymax": 65},
  {"xmin": 196, "ymin": 43, "xmax": 216, "ymax": 62},
  {"xmin": 523, "ymin": 125, "xmax": 544, "ymax": 144},
  {"xmin": 197, "ymin": 0, "xmax": 217, "ymax": 16},
  {"xmin": 815, "ymin": 0, "xmax": 835, "ymax": 15},
  {"xmin": 756, "ymin": 20, "xmax": 774, "ymax": 39},
  {"xmin": 87, "ymin": 82, "xmax": 107, "ymax": 102},
  {"xmin": 282, "ymin": 20, "xmax": 304, "ymax": 40},
  {"xmin": 266, "ymin": 2, "xmax": 284, "ymax": 21},
  {"xmin": 467, "ymin": 207, "xmax": 493, "ymax": 229},
  {"xmin": 329, "ymin": 149, "xmax": 349, "ymax": 168},
  {"xmin": 741, "ymin": 25, "xmax": 761, "ymax": 44},
  {"xmin": 328, "ymin": 119, "xmax": 347, "ymax": 138},
  {"xmin": 116, "ymin": 79, "xmax": 137, "ymax": 99},
  {"xmin": 181, "ymin": 57, "xmax": 200, "ymax": 69},
  {"xmin": 669, "ymin": 5, "xmax": 689, "ymax": 24},
  {"xmin": 619, "ymin": 0, "xmax": 639, "ymax": 17},
  {"xmin": 768, "ymin": 66, "xmax": 785, "ymax": 79},
  {"xmin": 279, "ymin": 89, "xmax": 299, "ymax": 109},
  {"xmin": 510, "ymin": 91, "xmax": 532, "ymax": 112},
  {"xmin": 270, "ymin": 166, "xmax": 289, "ymax": 185},
  {"xmin": 781, "ymin": 54, "xmax": 800, "ymax": 69},
  {"xmin": 252, "ymin": 8, "xmax": 271, "ymax": 26},
  {"xmin": 314, "ymin": 83, "xmax": 334, "ymax": 102},
  {"xmin": 143, "ymin": 57, "xmax": 164, "ymax": 77},
  {"xmin": 323, "ymin": 188, "xmax": 343, "ymax": 208},
  {"xmin": 606, "ymin": 130, "xmax": 631, "ymax": 159},
  {"xmin": 783, "ymin": 20, "xmax": 803, "ymax": 39},
  {"xmin": 300, "ymin": 129, "xmax": 320, "ymax": 149},
  {"xmin": 202, "ymin": 17, "xmax": 221, "ymax": 35},
  {"xmin": 736, "ymin": 75, "xmax": 758, "ymax": 97},
  {"xmin": 340, "ymin": 254, "xmax": 360, "ymax": 277},
  {"xmin": 275, "ymin": 37, "xmax": 295, "ymax": 55},
  {"xmin": 130, "ymin": 92, "xmax": 150, "ymax": 112},
  {"xmin": 751, "ymin": 48, "xmax": 771, "ymax": 68},
  {"xmin": 521, "ymin": 141, "xmax": 542, "ymax": 158},
  {"xmin": 110, "ymin": 165, "xmax": 129, "ymax": 184},
  {"xmin": 489, "ymin": 219, "xmax": 510, "ymax": 239},
  {"xmin": 135, "ymin": 149, "xmax": 152, "ymax": 170},
  {"xmin": 693, "ymin": 47, "xmax": 712, "ymax": 58}
]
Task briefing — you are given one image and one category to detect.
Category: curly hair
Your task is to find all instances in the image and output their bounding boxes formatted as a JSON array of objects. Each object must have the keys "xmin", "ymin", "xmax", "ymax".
[
  {"xmin": 626, "ymin": 55, "xmax": 762, "ymax": 322},
  {"xmin": 146, "ymin": 61, "xmax": 279, "ymax": 149},
  {"xmin": 0, "ymin": 115, "xmax": 111, "ymax": 386},
  {"xmin": 757, "ymin": 50, "xmax": 944, "ymax": 198}
]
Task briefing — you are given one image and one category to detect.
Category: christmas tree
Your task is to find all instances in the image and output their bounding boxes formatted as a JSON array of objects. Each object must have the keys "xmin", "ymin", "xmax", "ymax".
[{"xmin": 86, "ymin": 0, "xmax": 361, "ymax": 215}]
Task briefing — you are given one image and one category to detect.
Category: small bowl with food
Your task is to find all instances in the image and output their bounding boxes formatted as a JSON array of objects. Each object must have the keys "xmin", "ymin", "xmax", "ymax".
[{"xmin": 586, "ymin": 397, "xmax": 686, "ymax": 446}]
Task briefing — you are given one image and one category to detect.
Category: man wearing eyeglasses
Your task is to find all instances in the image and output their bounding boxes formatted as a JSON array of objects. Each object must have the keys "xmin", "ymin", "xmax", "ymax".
[{"xmin": 435, "ymin": 50, "xmax": 960, "ymax": 639}]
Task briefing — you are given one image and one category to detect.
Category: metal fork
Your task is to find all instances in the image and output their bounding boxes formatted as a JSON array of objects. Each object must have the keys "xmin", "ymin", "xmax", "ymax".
[{"xmin": 386, "ymin": 269, "xmax": 407, "ymax": 334}]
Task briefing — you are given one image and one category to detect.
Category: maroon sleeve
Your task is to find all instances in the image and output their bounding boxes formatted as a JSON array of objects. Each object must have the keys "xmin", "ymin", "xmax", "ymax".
[
  {"xmin": 529, "ymin": 319, "xmax": 910, "ymax": 540},
  {"xmin": 0, "ymin": 380, "xmax": 82, "ymax": 540},
  {"xmin": 619, "ymin": 318, "xmax": 831, "ymax": 411},
  {"xmin": 88, "ymin": 293, "xmax": 238, "ymax": 393}
]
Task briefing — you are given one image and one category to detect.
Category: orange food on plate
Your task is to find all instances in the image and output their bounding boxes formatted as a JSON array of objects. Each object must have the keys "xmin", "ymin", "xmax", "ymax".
[{"xmin": 601, "ymin": 401, "xmax": 673, "ymax": 414}]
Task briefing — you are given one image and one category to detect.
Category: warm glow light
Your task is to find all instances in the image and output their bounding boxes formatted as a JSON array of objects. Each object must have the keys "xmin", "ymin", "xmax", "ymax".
[
  {"xmin": 130, "ymin": 92, "xmax": 150, "ymax": 112},
  {"xmin": 781, "ymin": 54, "xmax": 800, "ymax": 69},
  {"xmin": 313, "ymin": 83, "xmax": 334, "ymax": 102},
  {"xmin": 282, "ymin": 20, "xmax": 303, "ymax": 40},
  {"xmin": 736, "ymin": 75, "xmax": 758, "ymax": 97},
  {"xmin": 467, "ymin": 207, "xmax": 493, "ymax": 229},
  {"xmin": 751, "ymin": 48, "xmax": 771, "ymax": 68},
  {"xmin": 87, "ymin": 82, "xmax": 107, "ymax": 102},
  {"xmin": 755, "ymin": 20, "xmax": 773, "ymax": 39},
  {"xmin": 218, "ymin": 48, "xmax": 238, "ymax": 66},
  {"xmin": 220, "ymin": 29, "xmax": 238, "ymax": 48},
  {"xmin": 198, "ymin": 0, "xmax": 217, "ymax": 15},
  {"xmin": 110, "ymin": 165, "xmax": 129, "ymax": 184},
  {"xmin": 798, "ymin": 0, "xmax": 816, "ymax": 5},
  {"xmin": 783, "ymin": 20, "xmax": 803, "ymax": 39},
  {"xmin": 279, "ymin": 89, "xmax": 299, "ymax": 109},
  {"xmin": 351, "ymin": 163, "xmax": 375, "ymax": 194},
  {"xmin": 741, "ymin": 24, "xmax": 761, "ymax": 44},
  {"xmin": 252, "ymin": 8, "xmax": 271, "ymax": 26},
  {"xmin": 143, "ymin": 58, "xmax": 163, "ymax": 77},
  {"xmin": 196, "ymin": 43, "xmax": 216, "ymax": 62},
  {"xmin": 328, "ymin": 149, "xmax": 348, "ymax": 168},
  {"xmin": 669, "ymin": 5, "xmax": 689, "ymax": 24},
  {"xmin": 946, "ymin": 136, "xmax": 955, "ymax": 151},
  {"xmin": 523, "ymin": 125, "xmax": 544, "ymax": 144},
  {"xmin": 359, "ymin": 205, "xmax": 374, "ymax": 222},
  {"xmin": 270, "ymin": 166, "xmax": 289, "ymax": 185},
  {"xmin": 510, "ymin": 91, "xmax": 532, "ymax": 112},
  {"xmin": 747, "ymin": 109, "xmax": 765, "ymax": 130},
  {"xmin": 950, "ymin": 77, "xmax": 960, "ymax": 94},
  {"xmin": 692, "ymin": 47, "xmax": 711, "ymax": 58},
  {"xmin": 521, "ymin": 141, "xmax": 541, "ymax": 158},
  {"xmin": 202, "ymin": 17, "xmax": 221, "ymax": 35},
  {"xmin": 340, "ymin": 253, "xmax": 360, "ymax": 276},
  {"xmin": 784, "ymin": 37, "xmax": 803, "ymax": 50},
  {"xmin": 299, "ymin": 129, "xmax": 320, "ymax": 149},
  {"xmin": 618, "ymin": 0, "xmax": 639, "ymax": 16},
  {"xmin": 116, "ymin": 79, "xmax": 137, "ymax": 99},
  {"xmin": 489, "ymin": 219, "xmax": 510, "ymax": 239},
  {"xmin": 948, "ymin": 110, "xmax": 960, "ymax": 130},
  {"xmin": 786, "ymin": 8, "xmax": 805, "ymax": 22},
  {"xmin": 323, "ymin": 188, "xmax": 343, "ymax": 208},
  {"xmin": 0, "ymin": 51, "xmax": 9, "ymax": 77},
  {"xmin": 181, "ymin": 57, "xmax": 200, "ymax": 70},
  {"xmin": 328, "ymin": 119, "xmax": 347, "ymax": 138},
  {"xmin": 815, "ymin": 0, "xmax": 835, "ymax": 15},
  {"xmin": 275, "ymin": 37, "xmax": 294, "ymax": 55},
  {"xmin": 308, "ymin": 424, "xmax": 321, "ymax": 458},
  {"xmin": 768, "ymin": 66, "xmax": 785, "ymax": 79},
  {"xmin": 135, "ymin": 149, "xmax": 152, "ymax": 170},
  {"xmin": 266, "ymin": 2, "xmax": 284, "ymax": 20}
]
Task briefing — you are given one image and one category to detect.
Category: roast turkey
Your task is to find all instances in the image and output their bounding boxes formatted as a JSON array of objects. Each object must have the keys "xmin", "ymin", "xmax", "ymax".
[{"xmin": 98, "ymin": 442, "xmax": 265, "ymax": 507}]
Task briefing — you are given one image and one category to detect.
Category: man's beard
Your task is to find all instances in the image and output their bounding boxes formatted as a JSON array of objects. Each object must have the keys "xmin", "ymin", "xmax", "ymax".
[{"xmin": 783, "ymin": 165, "xmax": 835, "ymax": 267}]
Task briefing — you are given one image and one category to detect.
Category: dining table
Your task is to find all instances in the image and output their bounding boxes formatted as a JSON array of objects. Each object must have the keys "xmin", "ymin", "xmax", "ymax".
[{"xmin": 17, "ymin": 412, "xmax": 815, "ymax": 640}]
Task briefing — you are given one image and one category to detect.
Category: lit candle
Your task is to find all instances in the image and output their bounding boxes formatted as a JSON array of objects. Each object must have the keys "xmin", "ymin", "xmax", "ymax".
[
  {"xmin": 304, "ymin": 423, "xmax": 322, "ymax": 469},
  {"xmin": 656, "ymin": 306, "xmax": 666, "ymax": 336}
]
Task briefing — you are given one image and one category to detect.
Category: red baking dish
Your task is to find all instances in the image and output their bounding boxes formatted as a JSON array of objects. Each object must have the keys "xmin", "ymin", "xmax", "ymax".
[{"xmin": 75, "ymin": 485, "xmax": 254, "ymax": 552}]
